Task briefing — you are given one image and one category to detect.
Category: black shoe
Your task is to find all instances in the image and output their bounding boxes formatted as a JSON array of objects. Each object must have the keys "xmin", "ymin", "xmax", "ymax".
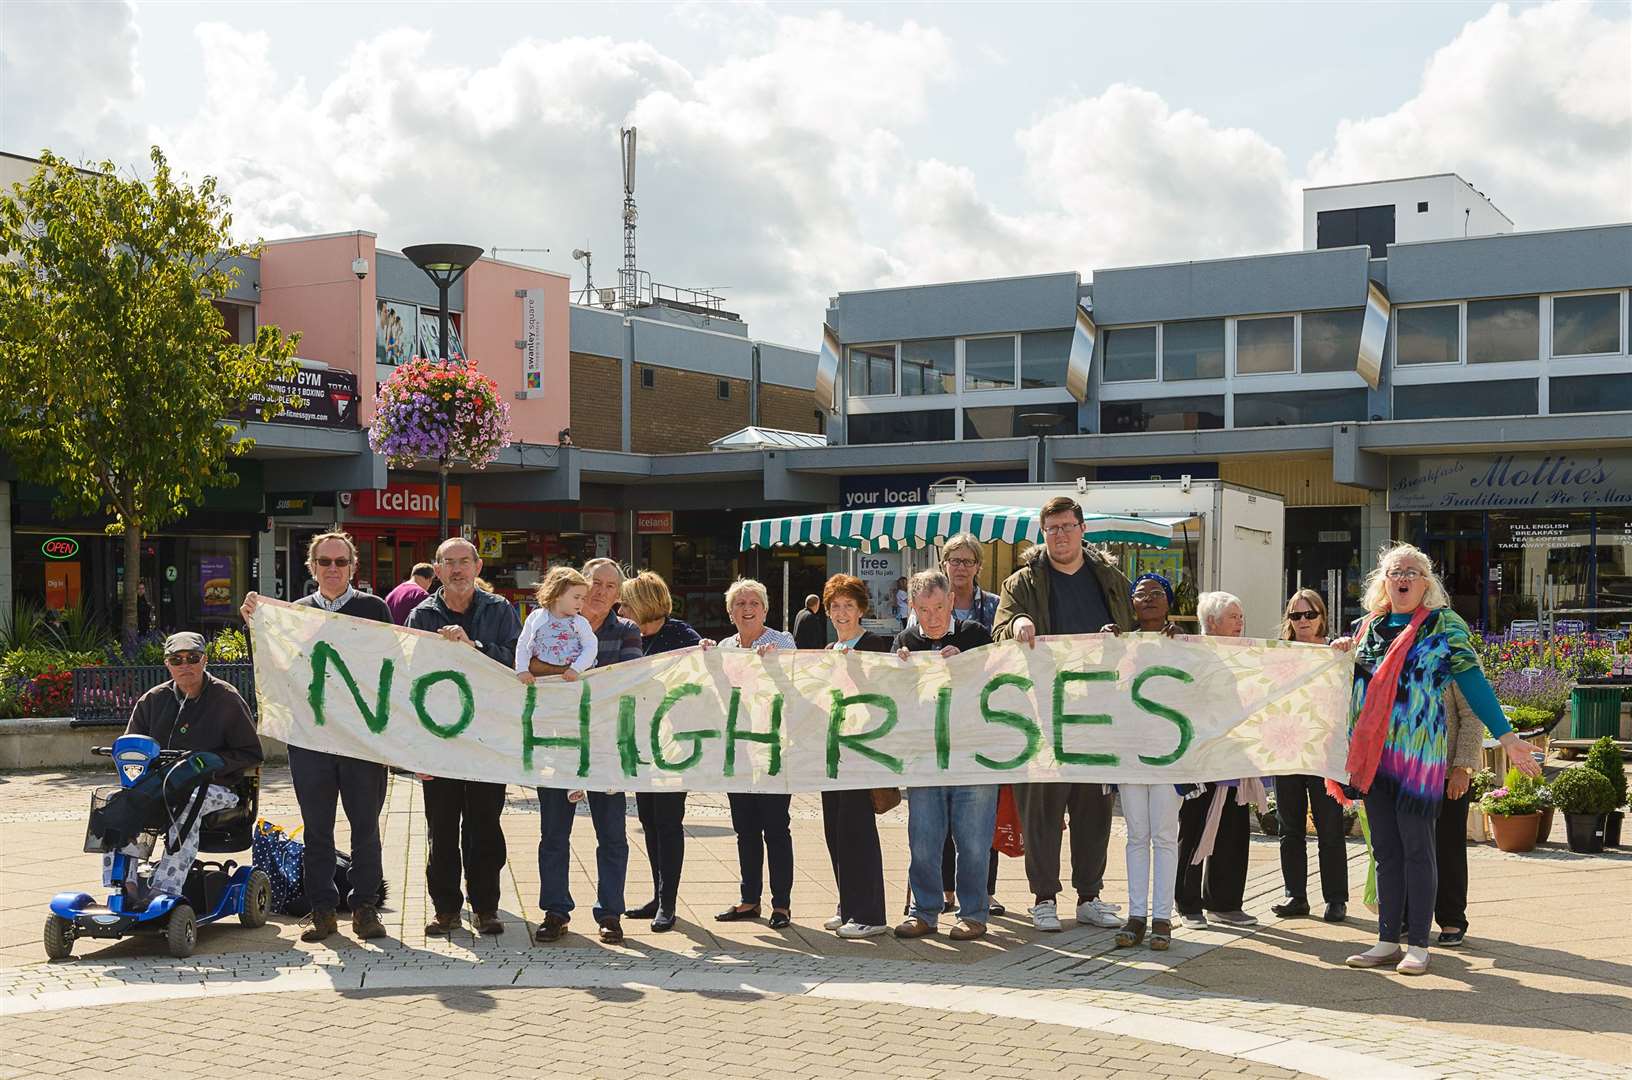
[
  {"xmin": 1272, "ymin": 898, "xmax": 1311, "ymax": 918},
  {"xmin": 714, "ymin": 904, "xmax": 761, "ymax": 922},
  {"xmin": 1323, "ymin": 903, "xmax": 1347, "ymax": 923},
  {"xmin": 1437, "ymin": 926, "xmax": 1466, "ymax": 947},
  {"xmin": 768, "ymin": 910, "xmax": 791, "ymax": 930},
  {"xmin": 651, "ymin": 910, "xmax": 677, "ymax": 933},
  {"xmin": 989, "ymin": 899, "xmax": 1006, "ymax": 918},
  {"xmin": 626, "ymin": 899, "xmax": 659, "ymax": 920},
  {"xmin": 533, "ymin": 912, "xmax": 568, "ymax": 943}
]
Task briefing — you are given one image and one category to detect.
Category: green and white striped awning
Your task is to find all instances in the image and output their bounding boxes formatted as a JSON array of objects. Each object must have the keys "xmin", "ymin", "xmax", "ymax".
[{"xmin": 739, "ymin": 503, "xmax": 1171, "ymax": 553}]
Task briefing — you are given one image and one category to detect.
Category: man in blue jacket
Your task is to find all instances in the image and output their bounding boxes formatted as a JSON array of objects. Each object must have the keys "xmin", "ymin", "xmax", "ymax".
[{"xmin": 407, "ymin": 537, "xmax": 521, "ymax": 937}]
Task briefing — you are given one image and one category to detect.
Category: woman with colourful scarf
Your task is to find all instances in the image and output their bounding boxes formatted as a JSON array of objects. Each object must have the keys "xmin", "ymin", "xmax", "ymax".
[{"xmin": 1331, "ymin": 543, "xmax": 1540, "ymax": 975}]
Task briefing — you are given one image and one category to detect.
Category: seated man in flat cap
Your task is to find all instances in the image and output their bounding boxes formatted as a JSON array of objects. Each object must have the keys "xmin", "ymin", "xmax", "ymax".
[{"xmin": 118, "ymin": 631, "xmax": 263, "ymax": 901}]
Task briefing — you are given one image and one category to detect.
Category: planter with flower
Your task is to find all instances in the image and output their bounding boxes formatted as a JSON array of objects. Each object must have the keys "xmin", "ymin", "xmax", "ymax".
[
  {"xmin": 1550, "ymin": 765, "xmax": 1617, "ymax": 854},
  {"xmin": 1480, "ymin": 781, "xmax": 1544, "ymax": 853},
  {"xmin": 368, "ymin": 355, "xmax": 513, "ymax": 521},
  {"xmin": 1582, "ymin": 736, "xmax": 1627, "ymax": 847}
]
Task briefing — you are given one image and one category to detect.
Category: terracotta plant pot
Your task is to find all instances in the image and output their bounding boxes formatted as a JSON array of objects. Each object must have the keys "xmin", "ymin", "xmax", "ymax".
[
  {"xmin": 1536, "ymin": 806, "xmax": 1556, "ymax": 844},
  {"xmin": 1489, "ymin": 811, "xmax": 1541, "ymax": 853}
]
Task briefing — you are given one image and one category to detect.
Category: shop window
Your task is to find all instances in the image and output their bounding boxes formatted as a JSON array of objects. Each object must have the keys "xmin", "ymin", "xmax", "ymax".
[
  {"xmin": 213, "ymin": 301, "xmax": 254, "ymax": 345},
  {"xmin": 1235, "ymin": 316, "xmax": 1294, "ymax": 375},
  {"xmin": 1234, "ymin": 388, "xmax": 1368, "ymax": 428},
  {"xmin": 1394, "ymin": 378, "xmax": 1537, "ymax": 420},
  {"xmin": 1099, "ymin": 395, "xmax": 1224, "ymax": 434},
  {"xmin": 963, "ymin": 404, "xmax": 1074, "ymax": 440},
  {"xmin": 1488, "ymin": 512, "xmax": 1592, "ymax": 632},
  {"xmin": 1550, "ymin": 374, "xmax": 1632, "ymax": 415},
  {"xmin": 1552, "ymin": 292, "xmax": 1623, "ymax": 357},
  {"xmin": 1102, "ymin": 326, "xmax": 1157, "ymax": 383},
  {"xmin": 900, "ymin": 338, "xmax": 954, "ymax": 396},
  {"xmin": 847, "ymin": 344, "xmax": 896, "ymax": 397},
  {"xmin": 846, "ymin": 409, "xmax": 955, "ymax": 445},
  {"xmin": 1467, "ymin": 296, "xmax": 1538, "ymax": 364},
  {"xmin": 1300, "ymin": 308, "xmax": 1364, "ymax": 373},
  {"xmin": 1020, "ymin": 330, "xmax": 1072, "ymax": 389},
  {"xmin": 963, "ymin": 336, "xmax": 1016, "ymax": 391},
  {"xmin": 1397, "ymin": 305, "xmax": 1460, "ymax": 366},
  {"xmin": 641, "ymin": 367, "xmax": 655, "ymax": 389},
  {"xmin": 1161, "ymin": 319, "xmax": 1224, "ymax": 381},
  {"xmin": 1595, "ymin": 512, "xmax": 1632, "ymax": 630}
]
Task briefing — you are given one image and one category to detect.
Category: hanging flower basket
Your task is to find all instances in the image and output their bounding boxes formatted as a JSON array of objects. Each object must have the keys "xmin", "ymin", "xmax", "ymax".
[{"xmin": 369, "ymin": 356, "xmax": 512, "ymax": 470}]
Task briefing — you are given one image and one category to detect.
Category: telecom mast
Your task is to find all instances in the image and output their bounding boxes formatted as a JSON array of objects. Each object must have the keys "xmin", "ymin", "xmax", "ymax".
[{"xmin": 620, "ymin": 127, "xmax": 639, "ymax": 308}]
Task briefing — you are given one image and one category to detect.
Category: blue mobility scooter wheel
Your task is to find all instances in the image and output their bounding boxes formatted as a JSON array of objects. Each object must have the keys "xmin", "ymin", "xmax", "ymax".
[
  {"xmin": 166, "ymin": 904, "xmax": 197, "ymax": 958},
  {"xmin": 44, "ymin": 915, "xmax": 74, "ymax": 961},
  {"xmin": 240, "ymin": 870, "xmax": 271, "ymax": 929}
]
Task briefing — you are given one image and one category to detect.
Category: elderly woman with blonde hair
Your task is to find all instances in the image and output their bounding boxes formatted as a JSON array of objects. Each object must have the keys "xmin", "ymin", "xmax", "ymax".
[{"xmin": 1332, "ymin": 543, "xmax": 1539, "ymax": 976}]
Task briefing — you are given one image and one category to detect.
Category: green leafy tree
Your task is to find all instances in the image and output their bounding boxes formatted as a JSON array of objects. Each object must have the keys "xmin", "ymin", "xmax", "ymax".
[{"xmin": 0, "ymin": 147, "xmax": 299, "ymax": 635}]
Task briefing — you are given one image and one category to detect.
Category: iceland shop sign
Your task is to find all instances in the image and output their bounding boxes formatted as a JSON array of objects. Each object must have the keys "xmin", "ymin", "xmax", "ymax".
[{"xmin": 1389, "ymin": 452, "xmax": 1632, "ymax": 511}]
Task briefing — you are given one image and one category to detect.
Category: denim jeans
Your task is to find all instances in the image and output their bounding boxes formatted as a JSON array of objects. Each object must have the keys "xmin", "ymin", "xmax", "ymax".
[
  {"xmin": 907, "ymin": 785, "xmax": 1000, "ymax": 925},
  {"xmin": 537, "ymin": 788, "xmax": 627, "ymax": 922}
]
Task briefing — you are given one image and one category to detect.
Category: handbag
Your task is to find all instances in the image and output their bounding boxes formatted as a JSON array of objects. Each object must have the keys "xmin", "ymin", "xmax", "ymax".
[
  {"xmin": 252, "ymin": 820, "xmax": 307, "ymax": 915},
  {"xmin": 869, "ymin": 787, "xmax": 902, "ymax": 815},
  {"xmin": 992, "ymin": 785, "xmax": 1024, "ymax": 857}
]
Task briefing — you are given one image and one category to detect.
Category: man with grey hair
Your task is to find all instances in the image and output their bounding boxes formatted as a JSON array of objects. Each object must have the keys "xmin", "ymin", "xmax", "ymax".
[
  {"xmin": 891, "ymin": 570, "xmax": 998, "ymax": 940},
  {"xmin": 407, "ymin": 536, "xmax": 522, "ymax": 937}
]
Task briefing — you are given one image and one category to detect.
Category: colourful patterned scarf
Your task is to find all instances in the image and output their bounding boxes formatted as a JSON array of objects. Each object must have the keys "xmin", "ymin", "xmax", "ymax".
[{"xmin": 1326, "ymin": 606, "xmax": 1431, "ymax": 806}]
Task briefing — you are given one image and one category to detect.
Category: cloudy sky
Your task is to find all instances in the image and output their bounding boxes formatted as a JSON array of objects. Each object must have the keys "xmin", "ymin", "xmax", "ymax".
[{"xmin": 3, "ymin": 1, "xmax": 1629, "ymax": 347}]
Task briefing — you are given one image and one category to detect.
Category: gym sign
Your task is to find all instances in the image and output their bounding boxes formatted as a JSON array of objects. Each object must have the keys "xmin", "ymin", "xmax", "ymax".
[{"xmin": 41, "ymin": 537, "xmax": 80, "ymax": 560}]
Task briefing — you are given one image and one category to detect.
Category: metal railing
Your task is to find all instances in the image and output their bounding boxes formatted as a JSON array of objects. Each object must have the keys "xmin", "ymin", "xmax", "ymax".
[{"xmin": 70, "ymin": 663, "xmax": 256, "ymax": 727}]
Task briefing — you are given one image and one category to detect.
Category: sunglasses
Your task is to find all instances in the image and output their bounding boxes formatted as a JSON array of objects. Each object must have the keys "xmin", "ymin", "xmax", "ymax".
[
  {"xmin": 1286, "ymin": 611, "xmax": 1321, "ymax": 622},
  {"xmin": 314, "ymin": 556, "xmax": 351, "ymax": 568},
  {"xmin": 165, "ymin": 652, "xmax": 204, "ymax": 666}
]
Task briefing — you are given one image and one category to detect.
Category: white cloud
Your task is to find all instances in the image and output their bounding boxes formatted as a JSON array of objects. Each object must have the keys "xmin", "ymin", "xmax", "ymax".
[
  {"xmin": 1305, "ymin": 2, "xmax": 1632, "ymax": 229},
  {"xmin": 0, "ymin": 0, "xmax": 144, "ymax": 163}
]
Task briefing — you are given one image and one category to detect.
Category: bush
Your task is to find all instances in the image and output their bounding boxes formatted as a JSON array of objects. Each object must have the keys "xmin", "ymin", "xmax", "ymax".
[
  {"xmin": 206, "ymin": 627, "xmax": 248, "ymax": 663},
  {"xmin": 0, "ymin": 646, "xmax": 105, "ymax": 686},
  {"xmin": 17, "ymin": 670, "xmax": 73, "ymax": 717},
  {"xmin": 1491, "ymin": 668, "xmax": 1572, "ymax": 717},
  {"xmin": 1504, "ymin": 766, "xmax": 1552, "ymax": 811},
  {"xmin": 1583, "ymin": 736, "xmax": 1628, "ymax": 809},
  {"xmin": 1505, "ymin": 705, "xmax": 1557, "ymax": 731},
  {"xmin": 1469, "ymin": 768, "xmax": 1499, "ymax": 801},
  {"xmin": 1549, "ymin": 766, "xmax": 1617, "ymax": 815}
]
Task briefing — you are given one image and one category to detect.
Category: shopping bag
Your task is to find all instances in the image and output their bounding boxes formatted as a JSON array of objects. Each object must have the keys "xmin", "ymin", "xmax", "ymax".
[
  {"xmin": 992, "ymin": 785, "xmax": 1024, "ymax": 858},
  {"xmin": 252, "ymin": 820, "xmax": 307, "ymax": 915}
]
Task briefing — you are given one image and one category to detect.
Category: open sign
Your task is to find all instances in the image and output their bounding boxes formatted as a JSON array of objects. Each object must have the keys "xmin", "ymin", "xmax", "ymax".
[{"xmin": 41, "ymin": 537, "xmax": 80, "ymax": 559}]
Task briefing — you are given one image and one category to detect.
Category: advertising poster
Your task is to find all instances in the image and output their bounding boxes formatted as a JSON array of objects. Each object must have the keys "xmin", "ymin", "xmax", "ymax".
[
  {"xmin": 200, "ymin": 556, "xmax": 234, "ymax": 616},
  {"xmin": 376, "ymin": 299, "xmax": 419, "ymax": 366}
]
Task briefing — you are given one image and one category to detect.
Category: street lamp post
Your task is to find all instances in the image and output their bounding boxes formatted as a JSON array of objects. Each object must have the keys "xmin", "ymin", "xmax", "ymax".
[
  {"xmin": 1019, "ymin": 412, "xmax": 1065, "ymax": 485},
  {"xmin": 401, "ymin": 243, "xmax": 484, "ymax": 541}
]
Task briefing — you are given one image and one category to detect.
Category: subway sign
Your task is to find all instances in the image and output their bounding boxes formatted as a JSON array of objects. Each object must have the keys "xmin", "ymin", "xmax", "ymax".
[{"xmin": 41, "ymin": 537, "xmax": 80, "ymax": 559}]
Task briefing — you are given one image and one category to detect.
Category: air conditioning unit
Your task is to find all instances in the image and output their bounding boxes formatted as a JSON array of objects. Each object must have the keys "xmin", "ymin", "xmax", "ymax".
[{"xmin": 598, "ymin": 288, "xmax": 618, "ymax": 309}]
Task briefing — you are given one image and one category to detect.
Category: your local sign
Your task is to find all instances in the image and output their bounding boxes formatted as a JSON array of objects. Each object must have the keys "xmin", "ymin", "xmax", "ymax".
[
  {"xmin": 839, "ymin": 469, "xmax": 1027, "ymax": 512},
  {"xmin": 1389, "ymin": 452, "xmax": 1632, "ymax": 511}
]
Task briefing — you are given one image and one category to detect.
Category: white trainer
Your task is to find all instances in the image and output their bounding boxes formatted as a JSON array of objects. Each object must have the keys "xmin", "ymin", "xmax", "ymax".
[
  {"xmin": 1028, "ymin": 900, "xmax": 1062, "ymax": 931},
  {"xmin": 823, "ymin": 910, "xmax": 845, "ymax": 931},
  {"xmin": 836, "ymin": 921, "xmax": 889, "ymax": 939},
  {"xmin": 1077, "ymin": 898, "xmax": 1123, "ymax": 928}
]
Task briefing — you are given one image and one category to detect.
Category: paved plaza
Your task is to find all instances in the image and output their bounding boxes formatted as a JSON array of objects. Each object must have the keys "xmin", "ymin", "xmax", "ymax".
[{"xmin": 2, "ymin": 766, "xmax": 1629, "ymax": 1080}]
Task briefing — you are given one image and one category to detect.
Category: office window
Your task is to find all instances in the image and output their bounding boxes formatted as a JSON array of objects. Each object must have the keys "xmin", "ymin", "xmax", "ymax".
[
  {"xmin": 717, "ymin": 379, "xmax": 731, "ymax": 400},
  {"xmin": 1102, "ymin": 326, "xmax": 1157, "ymax": 382},
  {"xmin": 1161, "ymin": 319, "xmax": 1225, "ymax": 381},
  {"xmin": 899, "ymin": 338, "xmax": 955, "ymax": 396},
  {"xmin": 1301, "ymin": 308, "xmax": 1364, "ymax": 373},
  {"xmin": 1394, "ymin": 378, "xmax": 1536, "ymax": 420},
  {"xmin": 1020, "ymin": 330, "xmax": 1072, "ymax": 389},
  {"xmin": 1100, "ymin": 395, "xmax": 1224, "ymax": 434},
  {"xmin": 1316, "ymin": 204, "xmax": 1395, "ymax": 258},
  {"xmin": 1234, "ymin": 388, "xmax": 1368, "ymax": 428},
  {"xmin": 1467, "ymin": 296, "xmax": 1538, "ymax": 364},
  {"xmin": 847, "ymin": 344, "xmax": 896, "ymax": 397},
  {"xmin": 963, "ymin": 405, "xmax": 1074, "ymax": 440},
  {"xmin": 1397, "ymin": 305, "xmax": 1460, "ymax": 365},
  {"xmin": 1550, "ymin": 374, "xmax": 1632, "ymax": 414},
  {"xmin": 846, "ymin": 409, "xmax": 954, "ymax": 445},
  {"xmin": 1553, "ymin": 293, "xmax": 1623, "ymax": 357},
  {"xmin": 1235, "ymin": 316, "xmax": 1294, "ymax": 375},
  {"xmin": 963, "ymin": 336, "xmax": 1016, "ymax": 390},
  {"xmin": 640, "ymin": 367, "xmax": 655, "ymax": 389}
]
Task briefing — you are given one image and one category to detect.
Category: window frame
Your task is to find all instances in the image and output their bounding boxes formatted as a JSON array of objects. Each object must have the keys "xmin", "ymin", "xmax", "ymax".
[
  {"xmin": 1159, "ymin": 317, "xmax": 1228, "ymax": 383},
  {"xmin": 1232, "ymin": 313, "xmax": 1297, "ymax": 377},
  {"xmin": 1099, "ymin": 323, "xmax": 1161, "ymax": 385},
  {"xmin": 845, "ymin": 342, "xmax": 900, "ymax": 398},
  {"xmin": 1393, "ymin": 301, "xmax": 1465, "ymax": 368},
  {"xmin": 960, "ymin": 333, "xmax": 1020, "ymax": 393},
  {"xmin": 1549, "ymin": 289, "xmax": 1627, "ymax": 360},
  {"xmin": 1465, "ymin": 294, "xmax": 1541, "ymax": 366}
]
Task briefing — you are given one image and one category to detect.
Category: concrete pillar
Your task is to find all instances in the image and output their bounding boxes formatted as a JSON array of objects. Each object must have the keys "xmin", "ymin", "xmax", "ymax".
[
  {"xmin": 257, "ymin": 527, "xmax": 276, "ymax": 596},
  {"xmin": 1359, "ymin": 491, "xmax": 1392, "ymax": 572}
]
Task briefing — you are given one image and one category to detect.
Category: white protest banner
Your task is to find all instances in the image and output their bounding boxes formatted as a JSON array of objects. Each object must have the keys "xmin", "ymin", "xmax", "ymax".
[{"xmin": 251, "ymin": 600, "xmax": 1354, "ymax": 792}]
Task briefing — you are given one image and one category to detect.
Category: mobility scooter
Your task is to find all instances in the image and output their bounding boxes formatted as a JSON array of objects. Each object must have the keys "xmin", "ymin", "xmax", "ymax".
[{"xmin": 45, "ymin": 733, "xmax": 271, "ymax": 959}]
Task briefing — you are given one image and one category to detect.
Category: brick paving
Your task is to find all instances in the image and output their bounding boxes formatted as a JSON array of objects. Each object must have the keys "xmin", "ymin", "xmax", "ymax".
[{"xmin": 3, "ymin": 766, "xmax": 1630, "ymax": 1079}]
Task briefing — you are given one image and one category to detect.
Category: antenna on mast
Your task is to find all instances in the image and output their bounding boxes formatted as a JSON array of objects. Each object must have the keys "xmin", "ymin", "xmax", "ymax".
[
  {"xmin": 571, "ymin": 249, "xmax": 595, "ymax": 305},
  {"xmin": 620, "ymin": 127, "xmax": 640, "ymax": 308}
]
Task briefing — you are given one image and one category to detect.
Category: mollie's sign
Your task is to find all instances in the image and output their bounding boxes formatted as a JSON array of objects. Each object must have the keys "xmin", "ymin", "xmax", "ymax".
[
  {"xmin": 1389, "ymin": 452, "xmax": 1632, "ymax": 511},
  {"xmin": 41, "ymin": 537, "xmax": 80, "ymax": 559}
]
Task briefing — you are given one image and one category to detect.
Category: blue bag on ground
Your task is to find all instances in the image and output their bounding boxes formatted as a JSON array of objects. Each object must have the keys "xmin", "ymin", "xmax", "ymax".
[{"xmin": 252, "ymin": 820, "xmax": 306, "ymax": 915}]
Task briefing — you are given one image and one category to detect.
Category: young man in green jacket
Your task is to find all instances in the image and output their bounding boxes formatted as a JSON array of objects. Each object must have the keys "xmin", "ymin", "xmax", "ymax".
[{"xmin": 992, "ymin": 496, "xmax": 1136, "ymax": 932}]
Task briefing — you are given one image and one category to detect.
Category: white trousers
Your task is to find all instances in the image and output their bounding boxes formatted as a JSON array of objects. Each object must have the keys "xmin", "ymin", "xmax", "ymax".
[{"xmin": 1120, "ymin": 783, "xmax": 1183, "ymax": 921}]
